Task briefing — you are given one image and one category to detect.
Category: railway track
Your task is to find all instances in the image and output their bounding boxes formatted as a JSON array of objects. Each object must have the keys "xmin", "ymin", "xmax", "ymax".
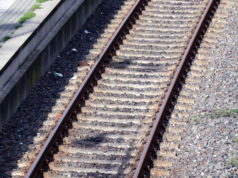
[{"xmin": 22, "ymin": 0, "xmax": 220, "ymax": 177}]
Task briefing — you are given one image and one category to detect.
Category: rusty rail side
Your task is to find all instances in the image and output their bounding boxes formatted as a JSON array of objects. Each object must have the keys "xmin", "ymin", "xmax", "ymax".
[
  {"xmin": 25, "ymin": 0, "xmax": 149, "ymax": 177},
  {"xmin": 133, "ymin": 0, "xmax": 220, "ymax": 177}
]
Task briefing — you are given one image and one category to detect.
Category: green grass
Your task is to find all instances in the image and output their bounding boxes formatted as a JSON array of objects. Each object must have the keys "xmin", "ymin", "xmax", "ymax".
[
  {"xmin": 31, "ymin": 3, "xmax": 41, "ymax": 11},
  {"xmin": 229, "ymin": 158, "xmax": 238, "ymax": 167},
  {"xmin": 196, "ymin": 109, "xmax": 238, "ymax": 120},
  {"xmin": 192, "ymin": 109, "xmax": 238, "ymax": 125},
  {"xmin": 15, "ymin": 24, "xmax": 23, "ymax": 29},
  {"xmin": 3, "ymin": 36, "xmax": 11, "ymax": 42},
  {"xmin": 18, "ymin": 12, "xmax": 36, "ymax": 23},
  {"xmin": 234, "ymin": 137, "xmax": 238, "ymax": 144},
  {"xmin": 36, "ymin": 0, "xmax": 48, "ymax": 3},
  {"xmin": 193, "ymin": 117, "xmax": 201, "ymax": 125},
  {"xmin": 205, "ymin": 109, "xmax": 238, "ymax": 118}
]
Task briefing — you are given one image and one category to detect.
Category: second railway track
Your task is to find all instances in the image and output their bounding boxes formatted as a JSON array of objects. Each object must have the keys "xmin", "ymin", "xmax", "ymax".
[{"xmin": 24, "ymin": 0, "xmax": 220, "ymax": 177}]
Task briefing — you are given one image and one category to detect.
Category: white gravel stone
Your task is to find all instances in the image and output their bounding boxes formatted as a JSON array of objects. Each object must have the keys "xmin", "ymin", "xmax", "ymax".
[{"xmin": 171, "ymin": 1, "xmax": 238, "ymax": 177}]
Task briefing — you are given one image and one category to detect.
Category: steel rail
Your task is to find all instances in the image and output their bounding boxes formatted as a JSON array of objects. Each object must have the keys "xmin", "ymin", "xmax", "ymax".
[
  {"xmin": 133, "ymin": 0, "xmax": 220, "ymax": 177},
  {"xmin": 25, "ymin": 0, "xmax": 149, "ymax": 177}
]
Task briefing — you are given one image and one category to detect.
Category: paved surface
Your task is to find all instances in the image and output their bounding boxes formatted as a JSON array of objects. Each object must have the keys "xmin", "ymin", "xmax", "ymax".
[
  {"xmin": 0, "ymin": 0, "xmax": 35, "ymax": 41},
  {"xmin": 0, "ymin": 0, "xmax": 16, "ymax": 16}
]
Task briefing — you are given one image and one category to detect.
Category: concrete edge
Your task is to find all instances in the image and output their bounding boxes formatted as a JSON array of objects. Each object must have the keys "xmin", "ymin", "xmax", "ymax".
[{"xmin": 0, "ymin": 0, "xmax": 102, "ymax": 128}]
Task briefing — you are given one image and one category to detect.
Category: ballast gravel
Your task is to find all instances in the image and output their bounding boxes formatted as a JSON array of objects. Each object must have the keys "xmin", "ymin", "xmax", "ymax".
[
  {"xmin": 171, "ymin": 2, "xmax": 238, "ymax": 177},
  {"xmin": 0, "ymin": 0, "xmax": 125, "ymax": 176}
]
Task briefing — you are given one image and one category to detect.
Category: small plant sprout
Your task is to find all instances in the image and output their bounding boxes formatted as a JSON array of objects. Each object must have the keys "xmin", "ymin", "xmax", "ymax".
[
  {"xmin": 15, "ymin": 24, "xmax": 23, "ymax": 29},
  {"xmin": 3, "ymin": 36, "xmax": 11, "ymax": 42},
  {"xmin": 36, "ymin": 0, "xmax": 48, "ymax": 3},
  {"xmin": 206, "ymin": 109, "xmax": 238, "ymax": 118},
  {"xmin": 31, "ymin": 4, "xmax": 41, "ymax": 11},
  {"xmin": 193, "ymin": 117, "xmax": 201, "ymax": 125},
  {"xmin": 18, "ymin": 12, "xmax": 36, "ymax": 24},
  {"xmin": 234, "ymin": 137, "xmax": 238, "ymax": 144},
  {"xmin": 229, "ymin": 158, "xmax": 238, "ymax": 167}
]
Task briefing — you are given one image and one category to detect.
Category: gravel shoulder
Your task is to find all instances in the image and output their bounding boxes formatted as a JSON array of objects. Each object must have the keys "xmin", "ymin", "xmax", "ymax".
[{"xmin": 171, "ymin": 1, "xmax": 238, "ymax": 177}]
